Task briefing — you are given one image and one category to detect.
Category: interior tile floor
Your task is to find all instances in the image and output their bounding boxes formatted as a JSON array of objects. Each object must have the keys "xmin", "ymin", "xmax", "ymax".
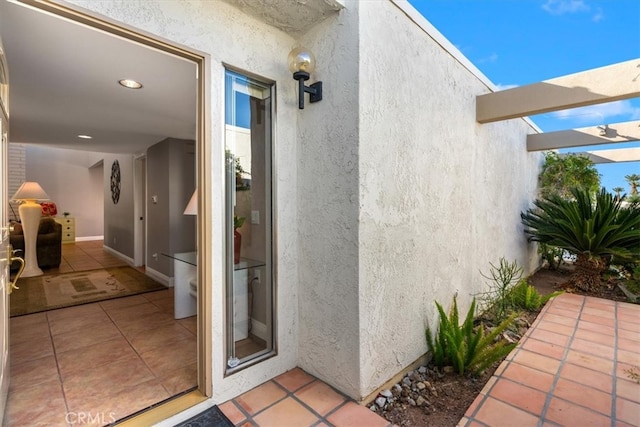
[
  {"xmin": 50, "ymin": 240, "xmax": 127, "ymax": 274},
  {"xmin": 5, "ymin": 240, "xmax": 197, "ymax": 427},
  {"xmin": 6, "ymin": 289, "xmax": 197, "ymax": 427},
  {"xmin": 460, "ymin": 293, "xmax": 640, "ymax": 427}
]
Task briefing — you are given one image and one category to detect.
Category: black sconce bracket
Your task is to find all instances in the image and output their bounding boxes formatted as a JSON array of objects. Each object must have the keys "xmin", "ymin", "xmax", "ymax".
[{"xmin": 293, "ymin": 71, "xmax": 323, "ymax": 109}]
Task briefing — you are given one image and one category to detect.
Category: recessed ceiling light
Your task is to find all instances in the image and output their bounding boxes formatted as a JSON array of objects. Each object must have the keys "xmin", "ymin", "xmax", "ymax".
[
  {"xmin": 77, "ymin": 134, "xmax": 93, "ymax": 139},
  {"xmin": 118, "ymin": 79, "xmax": 143, "ymax": 89}
]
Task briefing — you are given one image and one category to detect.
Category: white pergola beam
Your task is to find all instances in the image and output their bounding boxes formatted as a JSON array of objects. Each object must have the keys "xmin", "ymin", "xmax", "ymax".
[
  {"xmin": 477, "ymin": 59, "xmax": 640, "ymax": 123},
  {"xmin": 564, "ymin": 147, "xmax": 640, "ymax": 164},
  {"xmin": 527, "ymin": 120, "xmax": 640, "ymax": 151}
]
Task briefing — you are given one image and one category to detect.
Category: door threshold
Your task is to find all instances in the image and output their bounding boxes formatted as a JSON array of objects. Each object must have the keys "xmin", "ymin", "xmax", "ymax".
[{"xmin": 115, "ymin": 389, "xmax": 208, "ymax": 426}]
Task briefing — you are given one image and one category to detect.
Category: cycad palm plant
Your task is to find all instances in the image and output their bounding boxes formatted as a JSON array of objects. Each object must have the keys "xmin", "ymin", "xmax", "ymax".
[{"xmin": 521, "ymin": 187, "xmax": 640, "ymax": 291}]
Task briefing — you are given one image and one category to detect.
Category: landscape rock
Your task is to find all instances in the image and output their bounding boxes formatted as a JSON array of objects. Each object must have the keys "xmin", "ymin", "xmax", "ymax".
[{"xmin": 375, "ymin": 397, "xmax": 387, "ymax": 409}]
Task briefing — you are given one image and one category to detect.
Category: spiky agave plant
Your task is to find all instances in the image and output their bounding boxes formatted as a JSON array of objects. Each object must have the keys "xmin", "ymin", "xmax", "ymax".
[{"xmin": 521, "ymin": 187, "xmax": 640, "ymax": 291}]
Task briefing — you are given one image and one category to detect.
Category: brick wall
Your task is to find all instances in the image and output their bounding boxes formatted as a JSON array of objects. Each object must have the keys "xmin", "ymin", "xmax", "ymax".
[{"xmin": 8, "ymin": 144, "xmax": 25, "ymax": 221}]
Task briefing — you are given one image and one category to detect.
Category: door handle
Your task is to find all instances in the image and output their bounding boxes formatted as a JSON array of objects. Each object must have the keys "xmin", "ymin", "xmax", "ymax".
[{"xmin": 7, "ymin": 245, "xmax": 24, "ymax": 294}]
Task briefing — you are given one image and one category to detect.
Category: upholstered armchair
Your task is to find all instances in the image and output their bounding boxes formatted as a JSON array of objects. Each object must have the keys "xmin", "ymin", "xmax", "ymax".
[{"xmin": 10, "ymin": 217, "xmax": 62, "ymax": 269}]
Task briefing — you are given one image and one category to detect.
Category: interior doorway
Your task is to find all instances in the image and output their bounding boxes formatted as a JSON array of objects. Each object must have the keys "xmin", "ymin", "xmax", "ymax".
[{"xmin": 0, "ymin": 0, "xmax": 210, "ymax": 424}]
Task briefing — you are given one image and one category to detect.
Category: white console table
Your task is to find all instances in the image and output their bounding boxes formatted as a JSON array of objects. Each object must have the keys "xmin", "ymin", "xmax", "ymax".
[
  {"xmin": 164, "ymin": 251, "xmax": 197, "ymax": 319},
  {"xmin": 163, "ymin": 252, "xmax": 262, "ymax": 343}
]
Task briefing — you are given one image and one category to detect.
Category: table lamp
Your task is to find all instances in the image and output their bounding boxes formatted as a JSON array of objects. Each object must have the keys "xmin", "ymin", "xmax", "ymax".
[{"xmin": 11, "ymin": 182, "xmax": 50, "ymax": 277}]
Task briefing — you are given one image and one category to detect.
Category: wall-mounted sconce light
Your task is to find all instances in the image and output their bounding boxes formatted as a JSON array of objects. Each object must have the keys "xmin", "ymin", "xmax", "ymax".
[
  {"xmin": 597, "ymin": 125, "xmax": 608, "ymax": 136},
  {"xmin": 288, "ymin": 47, "xmax": 322, "ymax": 109}
]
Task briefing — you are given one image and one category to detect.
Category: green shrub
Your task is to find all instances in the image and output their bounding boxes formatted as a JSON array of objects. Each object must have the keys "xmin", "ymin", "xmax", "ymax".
[
  {"xmin": 476, "ymin": 258, "xmax": 523, "ymax": 322},
  {"xmin": 426, "ymin": 296, "xmax": 517, "ymax": 376},
  {"xmin": 509, "ymin": 279, "xmax": 562, "ymax": 311}
]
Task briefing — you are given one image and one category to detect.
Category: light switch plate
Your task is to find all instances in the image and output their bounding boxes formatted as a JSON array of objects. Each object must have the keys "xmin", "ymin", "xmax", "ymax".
[{"xmin": 251, "ymin": 210, "xmax": 260, "ymax": 224}]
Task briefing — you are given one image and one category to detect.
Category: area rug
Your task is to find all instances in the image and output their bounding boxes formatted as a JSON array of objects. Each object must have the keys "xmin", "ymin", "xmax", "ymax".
[
  {"xmin": 10, "ymin": 266, "xmax": 167, "ymax": 317},
  {"xmin": 173, "ymin": 405, "xmax": 233, "ymax": 427}
]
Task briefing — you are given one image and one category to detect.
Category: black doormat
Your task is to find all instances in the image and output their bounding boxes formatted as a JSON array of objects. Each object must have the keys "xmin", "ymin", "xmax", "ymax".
[{"xmin": 173, "ymin": 405, "xmax": 234, "ymax": 427}]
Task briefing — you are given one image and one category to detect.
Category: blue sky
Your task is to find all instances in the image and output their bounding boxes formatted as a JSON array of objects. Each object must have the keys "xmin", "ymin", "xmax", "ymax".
[{"xmin": 408, "ymin": 0, "xmax": 640, "ymax": 193}]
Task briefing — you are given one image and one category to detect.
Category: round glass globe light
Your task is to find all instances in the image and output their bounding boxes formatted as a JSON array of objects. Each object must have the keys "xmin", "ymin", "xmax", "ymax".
[{"xmin": 288, "ymin": 47, "xmax": 316, "ymax": 74}]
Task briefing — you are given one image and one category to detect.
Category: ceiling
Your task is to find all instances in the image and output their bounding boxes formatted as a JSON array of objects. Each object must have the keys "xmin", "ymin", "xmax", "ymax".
[{"xmin": 0, "ymin": 1, "xmax": 198, "ymax": 154}]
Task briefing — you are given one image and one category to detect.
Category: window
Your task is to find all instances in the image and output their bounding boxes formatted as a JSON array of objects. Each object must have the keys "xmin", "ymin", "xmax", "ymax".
[{"xmin": 224, "ymin": 70, "xmax": 274, "ymax": 371}]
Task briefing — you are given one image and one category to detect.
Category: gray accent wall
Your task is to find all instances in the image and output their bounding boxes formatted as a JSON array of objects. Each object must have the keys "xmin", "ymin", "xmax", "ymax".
[
  {"xmin": 103, "ymin": 153, "xmax": 135, "ymax": 258},
  {"xmin": 146, "ymin": 137, "xmax": 196, "ymax": 277}
]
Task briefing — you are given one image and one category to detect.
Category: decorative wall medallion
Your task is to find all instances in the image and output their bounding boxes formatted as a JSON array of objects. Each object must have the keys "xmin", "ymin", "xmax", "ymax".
[{"xmin": 110, "ymin": 160, "xmax": 121, "ymax": 204}]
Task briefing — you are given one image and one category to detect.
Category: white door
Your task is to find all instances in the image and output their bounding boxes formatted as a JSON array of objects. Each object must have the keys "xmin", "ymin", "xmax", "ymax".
[{"xmin": 0, "ymin": 34, "xmax": 12, "ymax": 425}]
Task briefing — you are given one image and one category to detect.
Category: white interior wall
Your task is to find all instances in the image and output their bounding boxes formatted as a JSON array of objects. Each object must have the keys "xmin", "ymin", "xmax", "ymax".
[
  {"xmin": 356, "ymin": 1, "xmax": 542, "ymax": 397},
  {"xmin": 24, "ymin": 145, "xmax": 106, "ymax": 238},
  {"xmin": 63, "ymin": 0, "xmax": 301, "ymax": 404}
]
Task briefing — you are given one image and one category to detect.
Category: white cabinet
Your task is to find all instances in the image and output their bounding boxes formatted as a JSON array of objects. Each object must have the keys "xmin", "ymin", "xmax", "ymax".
[{"xmin": 54, "ymin": 217, "xmax": 75, "ymax": 243}]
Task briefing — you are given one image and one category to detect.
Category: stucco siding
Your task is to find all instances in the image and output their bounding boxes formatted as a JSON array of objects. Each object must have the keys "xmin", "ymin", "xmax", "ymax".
[
  {"xmin": 296, "ymin": 0, "xmax": 361, "ymax": 398},
  {"xmin": 357, "ymin": 0, "xmax": 542, "ymax": 397}
]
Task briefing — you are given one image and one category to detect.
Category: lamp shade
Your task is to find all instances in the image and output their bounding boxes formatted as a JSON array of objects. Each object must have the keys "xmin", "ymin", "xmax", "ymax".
[
  {"xmin": 288, "ymin": 47, "xmax": 316, "ymax": 74},
  {"xmin": 11, "ymin": 182, "xmax": 50, "ymax": 202},
  {"xmin": 183, "ymin": 190, "xmax": 197, "ymax": 215}
]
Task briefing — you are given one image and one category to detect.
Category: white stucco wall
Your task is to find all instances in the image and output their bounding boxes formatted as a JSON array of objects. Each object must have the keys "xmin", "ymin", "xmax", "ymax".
[
  {"xmin": 62, "ymin": 0, "xmax": 301, "ymax": 404},
  {"xmin": 356, "ymin": 1, "xmax": 542, "ymax": 397},
  {"xmin": 296, "ymin": 1, "xmax": 361, "ymax": 398}
]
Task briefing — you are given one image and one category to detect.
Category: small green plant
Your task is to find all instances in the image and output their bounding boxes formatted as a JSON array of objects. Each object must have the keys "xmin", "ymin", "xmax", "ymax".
[
  {"xmin": 477, "ymin": 258, "xmax": 523, "ymax": 322},
  {"xmin": 426, "ymin": 296, "xmax": 517, "ymax": 376},
  {"xmin": 538, "ymin": 243, "xmax": 565, "ymax": 270},
  {"xmin": 510, "ymin": 279, "xmax": 562, "ymax": 311},
  {"xmin": 234, "ymin": 214, "xmax": 246, "ymax": 230}
]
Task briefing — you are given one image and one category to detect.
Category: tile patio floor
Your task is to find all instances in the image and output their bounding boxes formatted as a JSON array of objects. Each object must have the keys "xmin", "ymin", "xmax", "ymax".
[
  {"xmin": 220, "ymin": 293, "xmax": 639, "ymax": 427},
  {"xmin": 460, "ymin": 293, "xmax": 640, "ymax": 427}
]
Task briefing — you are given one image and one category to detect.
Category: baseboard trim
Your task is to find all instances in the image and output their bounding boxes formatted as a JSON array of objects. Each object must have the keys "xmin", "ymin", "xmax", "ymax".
[
  {"xmin": 76, "ymin": 235, "xmax": 104, "ymax": 242},
  {"xmin": 102, "ymin": 245, "xmax": 135, "ymax": 266},
  {"xmin": 250, "ymin": 319, "xmax": 267, "ymax": 341},
  {"xmin": 146, "ymin": 267, "xmax": 172, "ymax": 287}
]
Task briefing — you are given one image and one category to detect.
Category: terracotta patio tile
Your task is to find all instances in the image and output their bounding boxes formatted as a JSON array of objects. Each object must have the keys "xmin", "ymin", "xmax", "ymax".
[
  {"xmin": 326, "ymin": 401, "xmax": 390, "ymax": 427},
  {"xmin": 252, "ymin": 397, "xmax": 318, "ymax": 427},
  {"xmin": 501, "ymin": 362, "xmax": 555, "ymax": 393},
  {"xmin": 554, "ymin": 378, "xmax": 611, "ymax": 415},
  {"xmin": 574, "ymin": 329, "xmax": 615, "ymax": 346},
  {"xmin": 474, "ymin": 396, "xmax": 539, "ymax": 427},
  {"xmin": 536, "ymin": 321, "xmax": 575, "ymax": 336},
  {"xmin": 617, "ymin": 312, "xmax": 639, "ymax": 324},
  {"xmin": 527, "ymin": 329, "xmax": 570, "ymax": 347},
  {"xmin": 511, "ymin": 350, "xmax": 561, "ymax": 375},
  {"xmin": 464, "ymin": 394, "xmax": 485, "ymax": 418},
  {"xmin": 582, "ymin": 307, "xmax": 615, "ymax": 320},
  {"xmin": 618, "ymin": 338, "xmax": 640, "ymax": 353},
  {"xmin": 584, "ymin": 296, "xmax": 616, "ymax": 306},
  {"xmin": 618, "ymin": 328, "xmax": 640, "ymax": 342},
  {"xmin": 559, "ymin": 363, "xmax": 613, "ymax": 393},
  {"xmin": 616, "ymin": 398, "xmax": 640, "ymax": 426},
  {"xmin": 566, "ymin": 350, "xmax": 613, "ymax": 375},
  {"xmin": 580, "ymin": 313, "xmax": 615, "ymax": 327},
  {"xmin": 219, "ymin": 401, "xmax": 247, "ymax": 425},
  {"xmin": 545, "ymin": 397, "xmax": 610, "ymax": 426},
  {"xmin": 577, "ymin": 320, "xmax": 615, "ymax": 337},
  {"xmin": 493, "ymin": 360, "xmax": 508, "ymax": 376},
  {"xmin": 235, "ymin": 381, "xmax": 287, "ymax": 415},
  {"xmin": 616, "ymin": 421, "xmax": 636, "ymax": 427},
  {"xmin": 617, "ymin": 349, "xmax": 640, "ymax": 366},
  {"xmin": 274, "ymin": 367, "xmax": 316, "ymax": 392},
  {"xmin": 295, "ymin": 380, "xmax": 346, "ymax": 416},
  {"xmin": 570, "ymin": 337, "xmax": 614, "ymax": 359},
  {"xmin": 619, "ymin": 321, "xmax": 640, "ymax": 333},
  {"xmin": 543, "ymin": 313, "xmax": 578, "ymax": 327},
  {"xmin": 521, "ymin": 337, "xmax": 565, "ymax": 360},
  {"xmin": 546, "ymin": 306, "xmax": 580, "ymax": 318},
  {"xmin": 617, "ymin": 362, "xmax": 639, "ymax": 381},
  {"xmin": 554, "ymin": 293, "xmax": 584, "ymax": 305},
  {"xmin": 617, "ymin": 379, "xmax": 640, "ymax": 404},
  {"xmin": 488, "ymin": 378, "xmax": 546, "ymax": 416}
]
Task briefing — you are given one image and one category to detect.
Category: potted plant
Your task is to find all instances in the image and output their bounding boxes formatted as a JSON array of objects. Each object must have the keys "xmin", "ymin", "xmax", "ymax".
[{"xmin": 233, "ymin": 214, "xmax": 246, "ymax": 264}]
